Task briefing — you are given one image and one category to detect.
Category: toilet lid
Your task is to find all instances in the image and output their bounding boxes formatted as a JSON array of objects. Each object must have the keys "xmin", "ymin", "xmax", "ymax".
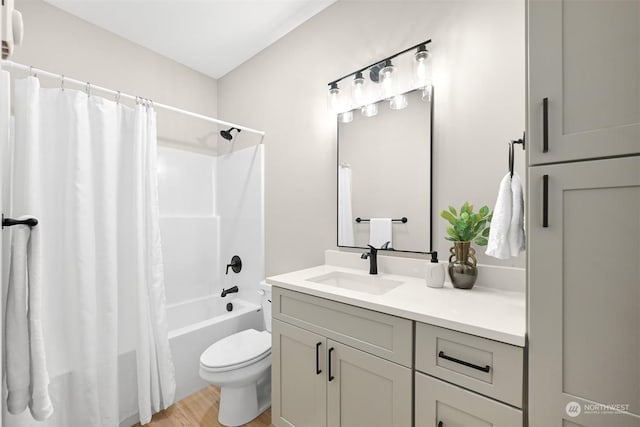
[{"xmin": 200, "ymin": 329, "xmax": 271, "ymax": 369}]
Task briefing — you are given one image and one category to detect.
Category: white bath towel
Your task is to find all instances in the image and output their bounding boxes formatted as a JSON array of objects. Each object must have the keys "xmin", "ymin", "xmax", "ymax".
[
  {"xmin": 508, "ymin": 173, "xmax": 526, "ymax": 257},
  {"xmin": 369, "ymin": 218, "xmax": 393, "ymax": 249},
  {"xmin": 486, "ymin": 174, "xmax": 513, "ymax": 259},
  {"xmin": 6, "ymin": 222, "xmax": 31, "ymax": 414},
  {"xmin": 5, "ymin": 217, "xmax": 53, "ymax": 420}
]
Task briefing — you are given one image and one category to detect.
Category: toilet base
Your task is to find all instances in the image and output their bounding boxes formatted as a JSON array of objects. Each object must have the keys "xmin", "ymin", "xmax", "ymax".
[{"xmin": 218, "ymin": 370, "xmax": 271, "ymax": 427}]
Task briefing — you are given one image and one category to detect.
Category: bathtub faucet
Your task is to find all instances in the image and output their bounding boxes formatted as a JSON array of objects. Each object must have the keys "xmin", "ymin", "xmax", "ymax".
[{"xmin": 221, "ymin": 285, "xmax": 239, "ymax": 298}]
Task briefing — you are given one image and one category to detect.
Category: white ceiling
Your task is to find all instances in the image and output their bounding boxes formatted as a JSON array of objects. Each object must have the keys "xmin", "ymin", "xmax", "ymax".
[{"xmin": 44, "ymin": 0, "xmax": 337, "ymax": 79}]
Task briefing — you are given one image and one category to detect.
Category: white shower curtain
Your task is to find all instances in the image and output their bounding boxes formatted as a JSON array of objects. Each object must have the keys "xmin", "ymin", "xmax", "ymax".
[
  {"xmin": 338, "ymin": 165, "xmax": 355, "ymax": 246},
  {"xmin": 7, "ymin": 76, "xmax": 175, "ymax": 426}
]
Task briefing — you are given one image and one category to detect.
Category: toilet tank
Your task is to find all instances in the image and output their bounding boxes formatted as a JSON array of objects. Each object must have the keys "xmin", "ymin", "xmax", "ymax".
[{"xmin": 259, "ymin": 281, "xmax": 272, "ymax": 332}]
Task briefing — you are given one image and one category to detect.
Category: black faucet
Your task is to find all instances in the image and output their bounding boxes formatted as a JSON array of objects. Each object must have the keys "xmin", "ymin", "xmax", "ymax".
[
  {"xmin": 361, "ymin": 245, "xmax": 379, "ymax": 275},
  {"xmin": 221, "ymin": 285, "xmax": 239, "ymax": 297}
]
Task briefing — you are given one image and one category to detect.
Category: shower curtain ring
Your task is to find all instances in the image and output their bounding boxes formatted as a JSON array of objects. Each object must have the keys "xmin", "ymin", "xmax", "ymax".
[
  {"xmin": 29, "ymin": 65, "xmax": 37, "ymax": 78},
  {"xmin": 60, "ymin": 74, "xmax": 65, "ymax": 91},
  {"xmin": 85, "ymin": 82, "xmax": 91, "ymax": 97},
  {"xmin": 116, "ymin": 91, "xmax": 121, "ymax": 104}
]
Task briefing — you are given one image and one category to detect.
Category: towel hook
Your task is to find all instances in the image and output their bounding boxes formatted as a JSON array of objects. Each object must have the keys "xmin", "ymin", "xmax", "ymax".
[{"xmin": 508, "ymin": 132, "xmax": 526, "ymax": 178}]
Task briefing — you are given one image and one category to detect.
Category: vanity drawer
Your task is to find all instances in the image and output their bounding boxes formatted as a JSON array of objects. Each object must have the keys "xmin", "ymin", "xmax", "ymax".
[
  {"xmin": 415, "ymin": 322, "xmax": 523, "ymax": 408},
  {"xmin": 272, "ymin": 287, "xmax": 412, "ymax": 367},
  {"xmin": 415, "ymin": 372, "xmax": 523, "ymax": 427}
]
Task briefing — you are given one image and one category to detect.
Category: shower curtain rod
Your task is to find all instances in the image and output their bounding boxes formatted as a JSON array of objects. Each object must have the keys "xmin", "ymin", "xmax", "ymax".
[{"xmin": 0, "ymin": 60, "xmax": 266, "ymax": 143}]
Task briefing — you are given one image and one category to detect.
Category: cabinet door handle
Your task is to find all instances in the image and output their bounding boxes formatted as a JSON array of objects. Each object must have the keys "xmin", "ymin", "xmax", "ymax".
[
  {"xmin": 542, "ymin": 97, "xmax": 549, "ymax": 153},
  {"xmin": 315, "ymin": 342, "xmax": 322, "ymax": 375},
  {"xmin": 543, "ymin": 174, "xmax": 549, "ymax": 228},
  {"xmin": 438, "ymin": 351, "xmax": 491, "ymax": 373},
  {"xmin": 328, "ymin": 347, "xmax": 335, "ymax": 381},
  {"xmin": 438, "ymin": 422, "xmax": 443, "ymax": 427}
]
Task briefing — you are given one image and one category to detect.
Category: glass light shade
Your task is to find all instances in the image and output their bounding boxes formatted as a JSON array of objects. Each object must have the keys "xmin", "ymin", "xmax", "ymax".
[
  {"xmin": 327, "ymin": 83, "xmax": 342, "ymax": 113},
  {"xmin": 361, "ymin": 103, "xmax": 378, "ymax": 117},
  {"xmin": 380, "ymin": 60, "xmax": 396, "ymax": 99},
  {"xmin": 352, "ymin": 72, "xmax": 365, "ymax": 108},
  {"xmin": 413, "ymin": 46, "xmax": 432, "ymax": 89},
  {"xmin": 389, "ymin": 94, "xmax": 408, "ymax": 110},
  {"xmin": 339, "ymin": 110, "xmax": 354, "ymax": 123},
  {"xmin": 422, "ymin": 85, "xmax": 433, "ymax": 103}
]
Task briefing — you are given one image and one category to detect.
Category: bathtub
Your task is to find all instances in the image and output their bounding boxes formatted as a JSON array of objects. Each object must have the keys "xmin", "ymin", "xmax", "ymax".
[{"xmin": 167, "ymin": 295, "xmax": 263, "ymax": 401}]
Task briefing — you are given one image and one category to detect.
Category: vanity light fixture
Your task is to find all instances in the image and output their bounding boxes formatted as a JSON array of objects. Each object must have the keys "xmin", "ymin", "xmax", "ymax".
[{"xmin": 327, "ymin": 38, "xmax": 432, "ymax": 120}]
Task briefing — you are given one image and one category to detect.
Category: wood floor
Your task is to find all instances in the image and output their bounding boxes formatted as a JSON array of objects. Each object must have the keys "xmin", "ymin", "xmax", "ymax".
[{"xmin": 132, "ymin": 386, "xmax": 273, "ymax": 427}]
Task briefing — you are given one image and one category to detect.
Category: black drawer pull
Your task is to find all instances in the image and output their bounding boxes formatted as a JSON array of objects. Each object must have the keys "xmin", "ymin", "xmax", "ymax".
[
  {"xmin": 542, "ymin": 97, "xmax": 549, "ymax": 153},
  {"xmin": 543, "ymin": 174, "xmax": 549, "ymax": 228},
  {"xmin": 315, "ymin": 342, "xmax": 322, "ymax": 375},
  {"xmin": 328, "ymin": 347, "xmax": 335, "ymax": 381},
  {"xmin": 438, "ymin": 422, "xmax": 443, "ymax": 427},
  {"xmin": 438, "ymin": 351, "xmax": 491, "ymax": 373}
]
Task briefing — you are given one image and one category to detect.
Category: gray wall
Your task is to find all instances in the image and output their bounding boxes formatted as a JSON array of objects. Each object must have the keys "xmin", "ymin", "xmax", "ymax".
[
  {"xmin": 218, "ymin": 0, "xmax": 526, "ymax": 276},
  {"xmin": 10, "ymin": 0, "xmax": 219, "ymax": 154}
]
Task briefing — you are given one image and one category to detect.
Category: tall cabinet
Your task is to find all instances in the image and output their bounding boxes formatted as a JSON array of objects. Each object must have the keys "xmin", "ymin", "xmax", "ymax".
[{"xmin": 528, "ymin": 1, "xmax": 640, "ymax": 426}]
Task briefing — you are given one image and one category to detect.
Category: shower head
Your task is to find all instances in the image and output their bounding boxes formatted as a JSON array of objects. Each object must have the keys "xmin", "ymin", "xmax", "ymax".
[{"xmin": 220, "ymin": 127, "xmax": 241, "ymax": 141}]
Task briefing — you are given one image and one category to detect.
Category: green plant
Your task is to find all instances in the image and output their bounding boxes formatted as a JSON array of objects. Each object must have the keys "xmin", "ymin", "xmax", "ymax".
[{"xmin": 440, "ymin": 202, "xmax": 493, "ymax": 246}]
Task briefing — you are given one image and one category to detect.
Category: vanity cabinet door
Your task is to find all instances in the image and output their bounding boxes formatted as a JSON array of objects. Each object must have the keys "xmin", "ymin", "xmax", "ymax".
[
  {"xmin": 529, "ymin": 157, "xmax": 640, "ymax": 426},
  {"xmin": 415, "ymin": 372, "xmax": 523, "ymax": 427},
  {"xmin": 528, "ymin": 0, "xmax": 640, "ymax": 165},
  {"xmin": 326, "ymin": 340, "xmax": 411, "ymax": 427},
  {"xmin": 272, "ymin": 319, "xmax": 327, "ymax": 427}
]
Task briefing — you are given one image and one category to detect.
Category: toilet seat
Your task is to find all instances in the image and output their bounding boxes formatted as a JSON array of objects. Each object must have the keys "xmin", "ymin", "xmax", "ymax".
[{"xmin": 200, "ymin": 329, "xmax": 271, "ymax": 373}]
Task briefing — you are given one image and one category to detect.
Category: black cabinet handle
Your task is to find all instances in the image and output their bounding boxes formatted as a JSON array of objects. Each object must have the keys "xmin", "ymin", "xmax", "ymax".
[
  {"xmin": 438, "ymin": 351, "xmax": 490, "ymax": 373},
  {"xmin": 543, "ymin": 174, "xmax": 549, "ymax": 228},
  {"xmin": 315, "ymin": 342, "xmax": 322, "ymax": 375},
  {"xmin": 438, "ymin": 422, "xmax": 443, "ymax": 427},
  {"xmin": 542, "ymin": 97, "xmax": 549, "ymax": 153},
  {"xmin": 328, "ymin": 347, "xmax": 335, "ymax": 381}
]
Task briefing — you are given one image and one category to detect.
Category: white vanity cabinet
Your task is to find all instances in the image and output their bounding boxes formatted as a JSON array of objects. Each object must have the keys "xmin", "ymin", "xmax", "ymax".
[
  {"xmin": 414, "ymin": 322, "xmax": 524, "ymax": 427},
  {"xmin": 271, "ymin": 287, "xmax": 412, "ymax": 427},
  {"xmin": 528, "ymin": 0, "xmax": 640, "ymax": 165}
]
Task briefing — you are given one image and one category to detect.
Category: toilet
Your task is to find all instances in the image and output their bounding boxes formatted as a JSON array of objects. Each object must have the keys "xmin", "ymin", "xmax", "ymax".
[{"xmin": 199, "ymin": 282, "xmax": 272, "ymax": 427}]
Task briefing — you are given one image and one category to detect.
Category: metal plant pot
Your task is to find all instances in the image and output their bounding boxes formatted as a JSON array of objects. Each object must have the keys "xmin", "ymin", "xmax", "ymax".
[{"xmin": 448, "ymin": 241, "xmax": 478, "ymax": 289}]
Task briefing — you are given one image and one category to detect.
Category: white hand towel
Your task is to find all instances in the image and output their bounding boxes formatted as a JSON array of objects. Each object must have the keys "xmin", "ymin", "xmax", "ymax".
[
  {"xmin": 5, "ymin": 222, "xmax": 31, "ymax": 414},
  {"xmin": 369, "ymin": 218, "xmax": 393, "ymax": 249},
  {"xmin": 4, "ymin": 217, "xmax": 53, "ymax": 420},
  {"xmin": 508, "ymin": 173, "xmax": 526, "ymax": 257},
  {"xmin": 26, "ymin": 223, "xmax": 53, "ymax": 421},
  {"xmin": 486, "ymin": 174, "xmax": 512, "ymax": 259}
]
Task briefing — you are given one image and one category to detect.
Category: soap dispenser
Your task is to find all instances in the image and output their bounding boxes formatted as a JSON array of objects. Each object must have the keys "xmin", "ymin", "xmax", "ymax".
[{"xmin": 425, "ymin": 251, "xmax": 445, "ymax": 288}]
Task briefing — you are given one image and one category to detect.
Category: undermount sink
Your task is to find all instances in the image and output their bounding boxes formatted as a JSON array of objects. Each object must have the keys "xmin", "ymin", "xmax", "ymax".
[{"xmin": 306, "ymin": 271, "xmax": 403, "ymax": 295}]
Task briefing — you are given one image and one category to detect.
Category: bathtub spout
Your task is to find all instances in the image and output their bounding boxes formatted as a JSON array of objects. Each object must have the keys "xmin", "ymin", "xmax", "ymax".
[{"xmin": 221, "ymin": 286, "xmax": 239, "ymax": 298}]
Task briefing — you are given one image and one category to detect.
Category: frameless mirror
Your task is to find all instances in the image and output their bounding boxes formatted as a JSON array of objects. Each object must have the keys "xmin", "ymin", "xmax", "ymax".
[{"xmin": 337, "ymin": 88, "xmax": 432, "ymax": 253}]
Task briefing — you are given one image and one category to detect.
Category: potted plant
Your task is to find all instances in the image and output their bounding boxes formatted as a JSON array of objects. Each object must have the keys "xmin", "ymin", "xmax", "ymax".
[{"xmin": 440, "ymin": 202, "xmax": 492, "ymax": 289}]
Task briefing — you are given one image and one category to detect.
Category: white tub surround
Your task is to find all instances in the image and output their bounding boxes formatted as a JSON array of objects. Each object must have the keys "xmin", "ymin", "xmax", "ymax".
[{"xmin": 267, "ymin": 250, "xmax": 525, "ymax": 347}]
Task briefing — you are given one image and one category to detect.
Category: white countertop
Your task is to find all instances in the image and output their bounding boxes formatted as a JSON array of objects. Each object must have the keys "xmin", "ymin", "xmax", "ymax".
[{"xmin": 267, "ymin": 264, "xmax": 526, "ymax": 347}]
